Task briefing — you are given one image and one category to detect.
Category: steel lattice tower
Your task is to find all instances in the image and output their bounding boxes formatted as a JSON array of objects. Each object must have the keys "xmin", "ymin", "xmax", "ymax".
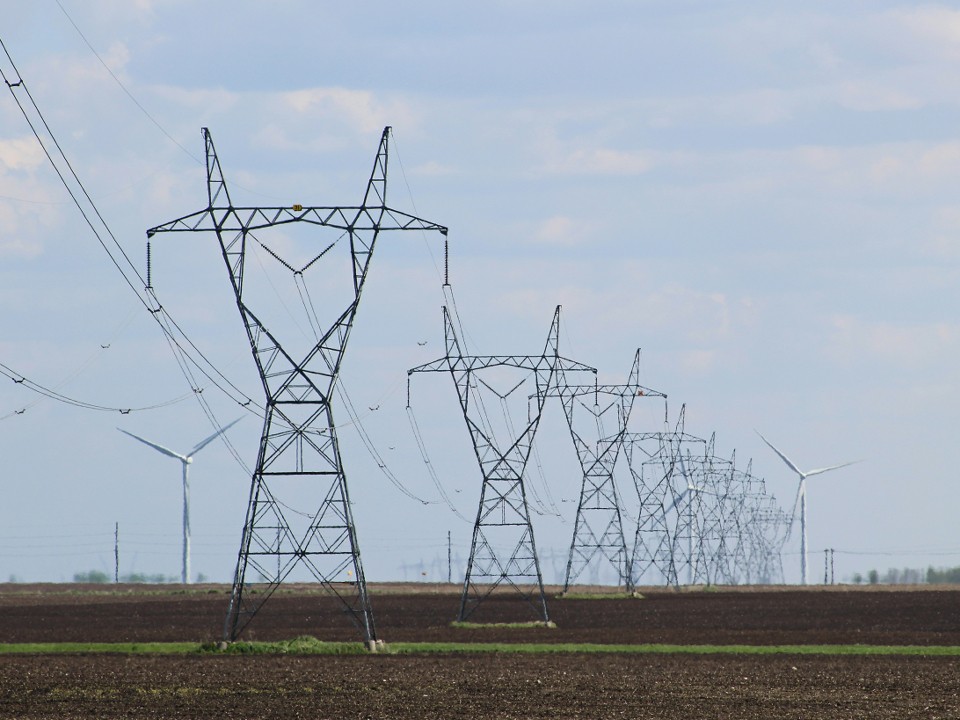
[
  {"xmin": 625, "ymin": 410, "xmax": 790, "ymax": 587},
  {"xmin": 624, "ymin": 405, "xmax": 707, "ymax": 586},
  {"xmin": 147, "ymin": 127, "xmax": 447, "ymax": 643},
  {"xmin": 409, "ymin": 305, "xmax": 595, "ymax": 621},
  {"xmin": 547, "ymin": 351, "xmax": 665, "ymax": 592}
]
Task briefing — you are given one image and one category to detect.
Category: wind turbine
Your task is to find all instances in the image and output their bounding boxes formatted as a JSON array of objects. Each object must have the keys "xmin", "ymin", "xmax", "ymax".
[
  {"xmin": 755, "ymin": 430, "xmax": 858, "ymax": 585},
  {"xmin": 119, "ymin": 418, "xmax": 242, "ymax": 584}
]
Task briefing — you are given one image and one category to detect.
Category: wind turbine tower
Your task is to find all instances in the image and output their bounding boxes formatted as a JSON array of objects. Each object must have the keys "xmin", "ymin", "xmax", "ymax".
[
  {"xmin": 119, "ymin": 418, "xmax": 242, "ymax": 584},
  {"xmin": 756, "ymin": 431, "xmax": 857, "ymax": 585}
]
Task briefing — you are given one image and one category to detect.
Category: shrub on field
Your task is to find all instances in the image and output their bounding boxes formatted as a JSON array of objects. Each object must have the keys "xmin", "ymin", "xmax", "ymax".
[{"xmin": 73, "ymin": 570, "xmax": 109, "ymax": 583}]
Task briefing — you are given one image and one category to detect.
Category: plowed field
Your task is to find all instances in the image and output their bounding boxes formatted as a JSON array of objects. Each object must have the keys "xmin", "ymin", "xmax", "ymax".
[{"xmin": 1, "ymin": 584, "xmax": 959, "ymax": 718}]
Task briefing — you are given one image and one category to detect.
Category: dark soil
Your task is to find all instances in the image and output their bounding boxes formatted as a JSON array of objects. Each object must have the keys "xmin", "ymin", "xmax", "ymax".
[
  {"xmin": 2, "ymin": 584, "xmax": 960, "ymax": 718},
  {"xmin": 1, "ymin": 653, "xmax": 958, "ymax": 719},
  {"xmin": 1, "ymin": 583, "xmax": 958, "ymax": 646}
]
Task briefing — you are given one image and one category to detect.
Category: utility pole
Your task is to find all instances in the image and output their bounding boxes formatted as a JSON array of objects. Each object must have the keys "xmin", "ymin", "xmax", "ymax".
[
  {"xmin": 148, "ymin": 126, "xmax": 447, "ymax": 644},
  {"xmin": 447, "ymin": 530, "xmax": 452, "ymax": 585},
  {"xmin": 114, "ymin": 522, "xmax": 119, "ymax": 584}
]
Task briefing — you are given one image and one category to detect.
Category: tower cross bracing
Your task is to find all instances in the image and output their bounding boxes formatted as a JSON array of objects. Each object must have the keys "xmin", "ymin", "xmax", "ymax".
[
  {"xmin": 408, "ymin": 305, "xmax": 595, "ymax": 621},
  {"xmin": 147, "ymin": 127, "xmax": 447, "ymax": 642},
  {"xmin": 545, "ymin": 350, "xmax": 666, "ymax": 592}
]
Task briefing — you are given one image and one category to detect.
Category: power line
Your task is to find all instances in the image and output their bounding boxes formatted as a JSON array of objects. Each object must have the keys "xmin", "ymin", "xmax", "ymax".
[
  {"xmin": 0, "ymin": 36, "xmax": 261, "ymax": 441},
  {"xmin": 54, "ymin": 0, "xmax": 201, "ymax": 165}
]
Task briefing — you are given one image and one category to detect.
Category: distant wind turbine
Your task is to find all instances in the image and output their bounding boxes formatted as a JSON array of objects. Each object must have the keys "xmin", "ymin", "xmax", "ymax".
[
  {"xmin": 119, "ymin": 418, "xmax": 242, "ymax": 584},
  {"xmin": 755, "ymin": 430, "xmax": 859, "ymax": 585}
]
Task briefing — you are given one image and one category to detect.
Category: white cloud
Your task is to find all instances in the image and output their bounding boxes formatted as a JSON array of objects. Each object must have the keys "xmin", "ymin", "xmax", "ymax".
[
  {"xmin": 482, "ymin": 260, "xmax": 755, "ymax": 353},
  {"xmin": 0, "ymin": 137, "xmax": 45, "ymax": 171},
  {"xmin": 538, "ymin": 144, "xmax": 654, "ymax": 177},
  {"xmin": 152, "ymin": 85, "xmax": 240, "ymax": 113},
  {"xmin": 923, "ymin": 205, "xmax": 960, "ymax": 260},
  {"xmin": 0, "ymin": 234, "xmax": 44, "ymax": 259},
  {"xmin": 886, "ymin": 5, "xmax": 960, "ymax": 61},
  {"xmin": 281, "ymin": 88, "xmax": 417, "ymax": 137},
  {"xmin": 679, "ymin": 349, "xmax": 718, "ymax": 375},
  {"xmin": 665, "ymin": 140, "xmax": 960, "ymax": 206},
  {"xmin": 826, "ymin": 315, "xmax": 960, "ymax": 368},
  {"xmin": 531, "ymin": 216, "xmax": 583, "ymax": 246},
  {"xmin": 0, "ymin": 201, "xmax": 46, "ymax": 258},
  {"xmin": 410, "ymin": 161, "xmax": 456, "ymax": 177},
  {"xmin": 834, "ymin": 80, "xmax": 922, "ymax": 113}
]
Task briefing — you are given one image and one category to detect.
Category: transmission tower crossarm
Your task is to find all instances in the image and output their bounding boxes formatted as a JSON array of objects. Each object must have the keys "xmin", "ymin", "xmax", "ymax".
[
  {"xmin": 543, "ymin": 382, "xmax": 666, "ymax": 399},
  {"xmin": 410, "ymin": 354, "xmax": 596, "ymax": 375},
  {"xmin": 407, "ymin": 358, "xmax": 455, "ymax": 375},
  {"xmin": 147, "ymin": 206, "xmax": 448, "ymax": 237},
  {"xmin": 147, "ymin": 126, "xmax": 447, "ymax": 239}
]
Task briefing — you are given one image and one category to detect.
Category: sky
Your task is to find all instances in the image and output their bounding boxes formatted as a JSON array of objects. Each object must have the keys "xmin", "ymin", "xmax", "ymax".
[{"xmin": 1, "ymin": 0, "xmax": 960, "ymax": 587}]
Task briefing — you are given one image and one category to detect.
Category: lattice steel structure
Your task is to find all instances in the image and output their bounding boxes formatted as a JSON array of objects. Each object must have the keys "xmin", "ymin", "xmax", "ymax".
[
  {"xmin": 546, "ymin": 351, "xmax": 666, "ymax": 592},
  {"xmin": 147, "ymin": 127, "xmax": 447, "ymax": 643},
  {"xmin": 703, "ymin": 455, "xmax": 790, "ymax": 585},
  {"xmin": 625, "ymin": 405, "xmax": 708, "ymax": 586},
  {"xmin": 409, "ymin": 305, "xmax": 595, "ymax": 621},
  {"xmin": 625, "ymin": 410, "xmax": 790, "ymax": 587}
]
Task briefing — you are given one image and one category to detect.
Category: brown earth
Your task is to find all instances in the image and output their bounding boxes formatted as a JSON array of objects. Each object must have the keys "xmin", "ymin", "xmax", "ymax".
[
  {"xmin": 1, "ymin": 584, "xmax": 960, "ymax": 718},
  {"xmin": 2, "ymin": 652, "xmax": 960, "ymax": 719},
  {"xmin": 0, "ymin": 583, "xmax": 958, "ymax": 646}
]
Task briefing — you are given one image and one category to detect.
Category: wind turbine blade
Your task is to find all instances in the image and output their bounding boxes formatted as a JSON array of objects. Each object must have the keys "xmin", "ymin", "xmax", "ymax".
[
  {"xmin": 118, "ymin": 428, "xmax": 186, "ymax": 461},
  {"xmin": 677, "ymin": 447, "xmax": 691, "ymax": 483},
  {"xmin": 665, "ymin": 487, "xmax": 690, "ymax": 514},
  {"xmin": 755, "ymin": 430, "xmax": 803, "ymax": 477},
  {"xmin": 189, "ymin": 417, "xmax": 243, "ymax": 457},
  {"xmin": 804, "ymin": 459, "xmax": 861, "ymax": 477},
  {"xmin": 785, "ymin": 480, "xmax": 803, "ymax": 537}
]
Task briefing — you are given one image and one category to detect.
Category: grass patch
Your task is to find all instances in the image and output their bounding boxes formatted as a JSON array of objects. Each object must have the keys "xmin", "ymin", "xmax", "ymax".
[
  {"xmin": 0, "ymin": 642, "xmax": 200, "ymax": 654},
  {"xmin": 201, "ymin": 636, "xmax": 367, "ymax": 655},
  {"xmin": 450, "ymin": 621, "xmax": 557, "ymax": 630},
  {"xmin": 557, "ymin": 592, "xmax": 644, "ymax": 600},
  {"xmin": 390, "ymin": 642, "xmax": 960, "ymax": 656},
  {"xmin": 4, "ymin": 639, "xmax": 960, "ymax": 657}
]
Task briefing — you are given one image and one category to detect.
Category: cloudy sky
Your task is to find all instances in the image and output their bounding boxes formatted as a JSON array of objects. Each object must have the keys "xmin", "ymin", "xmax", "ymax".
[{"xmin": 1, "ymin": 0, "xmax": 960, "ymax": 587}]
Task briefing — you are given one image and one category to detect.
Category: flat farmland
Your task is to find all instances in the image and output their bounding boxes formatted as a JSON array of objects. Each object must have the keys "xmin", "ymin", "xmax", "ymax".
[{"xmin": 1, "ymin": 584, "xmax": 959, "ymax": 718}]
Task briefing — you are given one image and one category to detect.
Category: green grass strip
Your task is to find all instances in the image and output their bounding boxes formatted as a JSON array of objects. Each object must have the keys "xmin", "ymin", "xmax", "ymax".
[
  {"xmin": 389, "ymin": 642, "xmax": 960, "ymax": 656},
  {"xmin": 204, "ymin": 637, "xmax": 367, "ymax": 655},
  {"xmin": 450, "ymin": 621, "xmax": 557, "ymax": 629},
  {"xmin": 556, "ymin": 592, "xmax": 644, "ymax": 601},
  {"xmin": 0, "ymin": 642, "xmax": 200, "ymax": 654},
  {"xmin": 3, "ymin": 640, "xmax": 960, "ymax": 657}
]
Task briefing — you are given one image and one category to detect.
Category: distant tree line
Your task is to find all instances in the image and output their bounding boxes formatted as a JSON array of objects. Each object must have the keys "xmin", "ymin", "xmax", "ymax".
[
  {"xmin": 925, "ymin": 566, "xmax": 960, "ymax": 584},
  {"xmin": 71, "ymin": 570, "xmax": 206, "ymax": 583},
  {"xmin": 850, "ymin": 566, "xmax": 960, "ymax": 585}
]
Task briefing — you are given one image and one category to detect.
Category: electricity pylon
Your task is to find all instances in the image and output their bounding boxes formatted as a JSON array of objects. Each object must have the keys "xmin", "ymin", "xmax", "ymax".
[
  {"xmin": 624, "ymin": 405, "xmax": 707, "ymax": 586},
  {"xmin": 147, "ymin": 127, "xmax": 447, "ymax": 643},
  {"xmin": 408, "ymin": 304, "xmax": 595, "ymax": 622},
  {"xmin": 546, "ymin": 351, "xmax": 666, "ymax": 592}
]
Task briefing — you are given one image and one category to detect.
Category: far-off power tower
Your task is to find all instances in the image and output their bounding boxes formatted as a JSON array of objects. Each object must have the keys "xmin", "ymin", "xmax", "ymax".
[{"xmin": 409, "ymin": 305, "xmax": 595, "ymax": 622}]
